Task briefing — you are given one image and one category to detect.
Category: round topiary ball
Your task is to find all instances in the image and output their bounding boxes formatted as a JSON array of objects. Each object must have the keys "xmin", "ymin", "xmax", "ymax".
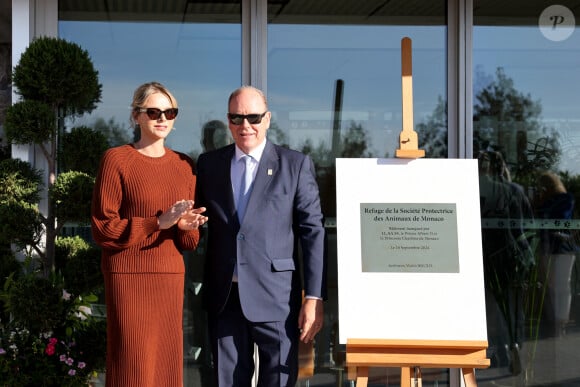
[{"xmin": 12, "ymin": 36, "xmax": 102, "ymax": 116}]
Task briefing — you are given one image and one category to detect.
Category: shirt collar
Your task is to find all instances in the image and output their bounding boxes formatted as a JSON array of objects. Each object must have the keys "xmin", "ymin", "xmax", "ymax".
[{"xmin": 234, "ymin": 139, "xmax": 267, "ymax": 163}]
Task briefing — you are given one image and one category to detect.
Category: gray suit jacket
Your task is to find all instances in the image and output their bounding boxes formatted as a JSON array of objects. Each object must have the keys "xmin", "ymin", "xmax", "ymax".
[{"xmin": 195, "ymin": 141, "xmax": 326, "ymax": 322}]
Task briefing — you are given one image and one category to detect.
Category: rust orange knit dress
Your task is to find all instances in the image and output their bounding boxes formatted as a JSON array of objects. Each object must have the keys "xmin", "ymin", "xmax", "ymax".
[{"xmin": 91, "ymin": 144, "xmax": 200, "ymax": 387}]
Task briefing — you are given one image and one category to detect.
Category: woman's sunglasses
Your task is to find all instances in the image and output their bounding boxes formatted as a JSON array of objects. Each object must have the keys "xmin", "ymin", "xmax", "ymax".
[
  {"xmin": 227, "ymin": 112, "xmax": 267, "ymax": 125},
  {"xmin": 137, "ymin": 107, "xmax": 179, "ymax": 120}
]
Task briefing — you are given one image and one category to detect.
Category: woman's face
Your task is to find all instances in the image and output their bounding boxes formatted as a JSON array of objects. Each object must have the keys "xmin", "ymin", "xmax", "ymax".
[{"xmin": 134, "ymin": 92, "xmax": 176, "ymax": 142}]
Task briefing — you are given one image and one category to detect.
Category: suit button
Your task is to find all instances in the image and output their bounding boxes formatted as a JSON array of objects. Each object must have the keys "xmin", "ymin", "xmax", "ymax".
[{"xmin": 237, "ymin": 233, "xmax": 245, "ymax": 240}]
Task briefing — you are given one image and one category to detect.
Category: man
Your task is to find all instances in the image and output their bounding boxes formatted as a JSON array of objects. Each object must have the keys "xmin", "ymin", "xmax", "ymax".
[{"xmin": 195, "ymin": 86, "xmax": 326, "ymax": 386}]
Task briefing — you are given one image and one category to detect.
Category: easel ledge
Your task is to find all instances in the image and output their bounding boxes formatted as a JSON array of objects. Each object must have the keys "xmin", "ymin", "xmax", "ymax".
[{"xmin": 346, "ymin": 338, "xmax": 490, "ymax": 387}]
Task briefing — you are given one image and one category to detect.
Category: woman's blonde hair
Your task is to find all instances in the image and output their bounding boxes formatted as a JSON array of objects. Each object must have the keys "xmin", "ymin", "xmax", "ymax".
[{"xmin": 538, "ymin": 171, "xmax": 567, "ymax": 195}]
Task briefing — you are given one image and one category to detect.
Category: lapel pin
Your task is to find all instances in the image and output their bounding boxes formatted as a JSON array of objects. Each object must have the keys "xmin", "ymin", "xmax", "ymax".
[{"xmin": 267, "ymin": 169, "xmax": 273, "ymax": 176}]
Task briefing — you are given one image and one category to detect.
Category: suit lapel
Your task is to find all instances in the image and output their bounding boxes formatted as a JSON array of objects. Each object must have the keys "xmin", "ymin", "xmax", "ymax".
[
  {"xmin": 214, "ymin": 145, "xmax": 237, "ymax": 222},
  {"xmin": 245, "ymin": 142, "xmax": 279, "ymax": 215}
]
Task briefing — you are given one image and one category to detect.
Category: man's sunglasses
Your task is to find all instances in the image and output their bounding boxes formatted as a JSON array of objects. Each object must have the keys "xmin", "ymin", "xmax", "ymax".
[
  {"xmin": 136, "ymin": 107, "xmax": 179, "ymax": 120},
  {"xmin": 227, "ymin": 112, "xmax": 268, "ymax": 125}
]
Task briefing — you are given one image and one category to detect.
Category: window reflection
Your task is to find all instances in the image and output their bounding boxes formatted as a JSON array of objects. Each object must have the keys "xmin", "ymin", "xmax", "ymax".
[
  {"xmin": 267, "ymin": 1, "xmax": 447, "ymax": 385},
  {"xmin": 59, "ymin": 3, "xmax": 242, "ymax": 159},
  {"xmin": 58, "ymin": 3, "xmax": 242, "ymax": 387},
  {"xmin": 57, "ymin": 0, "xmax": 451, "ymax": 385},
  {"xmin": 474, "ymin": 2, "xmax": 580, "ymax": 385}
]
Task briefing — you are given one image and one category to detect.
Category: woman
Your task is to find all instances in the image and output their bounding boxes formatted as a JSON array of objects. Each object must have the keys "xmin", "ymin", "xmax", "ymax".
[
  {"xmin": 91, "ymin": 81, "xmax": 207, "ymax": 386},
  {"xmin": 534, "ymin": 171, "xmax": 577, "ymax": 336}
]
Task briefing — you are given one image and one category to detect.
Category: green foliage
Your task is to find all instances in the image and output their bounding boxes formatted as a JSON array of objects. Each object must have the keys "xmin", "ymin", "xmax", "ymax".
[
  {"xmin": 0, "ymin": 36, "xmax": 106, "ymax": 386},
  {"xmin": 0, "ymin": 327, "xmax": 99, "ymax": 387},
  {"xmin": 0, "ymin": 253, "xmax": 20, "ymax": 286},
  {"xmin": 4, "ymin": 100, "xmax": 56, "ymax": 145},
  {"xmin": 91, "ymin": 117, "xmax": 132, "ymax": 147},
  {"xmin": 0, "ymin": 201, "xmax": 43, "ymax": 250},
  {"xmin": 515, "ymin": 136, "xmax": 561, "ymax": 189},
  {"xmin": 0, "ymin": 270, "xmax": 106, "ymax": 386},
  {"xmin": 2, "ymin": 273, "xmax": 64, "ymax": 334},
  {"xmin": 55, "ymin": 237, "xmax": 102, "ymax": 296},
  {"xmin": 415, "ymin": 95, "xmax": 448, "ymax": 158},
  {"xmin": 0, "ymin": 158, "xmax": 43, "ymax": 204},
  {"xmin": 54, "ymin": 237, "xmax": 91, "ymax": 264},
  {"xmin": 11, "ymin": 36, "xmax": 102, "ymax": 116},
  {"xmin": 341, "ymin": 121, "xmax": 371, "ymax": 158},
  {"xmin": 299, "ymin": 120, "xmax": 373, "ymax": 166},
  {"xmin": 0, "ymin": 159, "xmax": 44, "ymax": 250},
  {"xmin": 0, "ymin": 242, "xmax": 106, "ymax": 385},
  {"xmin": 3, "ymin": 36, "xmax": 105, "ymax": 275},
  {"xmin": 473, "ymin": 67, "xmax": 560, "ymax": 176},
  {"xmin": 59, "ymin": 126, "xmax": 109, "ymax": 175},
  {"xmin": 0, "ymin": 251, "xmax": 20, "ymax": 322},
  {"xmin": 50, "ymin": 171, "xmax": 95, "ymax": 224},
  {"xmin": 0, "ymin": 142, "xmax": 10, "ymax": 161},
  {"xmin": 267, "ymin": 120, "xmax": 289, "ymax": 148}
]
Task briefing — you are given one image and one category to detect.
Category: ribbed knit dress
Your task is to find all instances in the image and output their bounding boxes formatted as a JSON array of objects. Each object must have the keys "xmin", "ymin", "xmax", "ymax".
[{"xmin": 91, "ymin": 144, "xmax": 200, "ymax": 387}]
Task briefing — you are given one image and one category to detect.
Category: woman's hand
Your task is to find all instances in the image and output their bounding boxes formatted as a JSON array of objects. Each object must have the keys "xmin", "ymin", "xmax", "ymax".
[
  {"xmin": 157, "ymin": 200, "xmax": 195, "ymax": 229},
  {"xmin": 177, "ymin": 206, "xmax": 208, "ymax": 230}
]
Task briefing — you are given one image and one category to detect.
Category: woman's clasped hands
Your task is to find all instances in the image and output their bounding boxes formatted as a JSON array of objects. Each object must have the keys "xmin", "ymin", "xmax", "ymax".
[{"xmin": 158, "ymin": 199, "xmax": 208, "ymax": 230}]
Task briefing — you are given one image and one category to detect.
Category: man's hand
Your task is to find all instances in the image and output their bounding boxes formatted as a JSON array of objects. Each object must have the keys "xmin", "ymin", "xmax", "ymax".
[{"xmin": 298, "ymin": 298, "xmax": 324, "ymax": 343}]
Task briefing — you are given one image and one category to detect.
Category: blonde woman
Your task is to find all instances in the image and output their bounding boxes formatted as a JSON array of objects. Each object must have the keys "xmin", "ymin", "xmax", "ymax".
[{"xmin": 91, "ymin": 81, "xmax": 207, "ymax": 386}]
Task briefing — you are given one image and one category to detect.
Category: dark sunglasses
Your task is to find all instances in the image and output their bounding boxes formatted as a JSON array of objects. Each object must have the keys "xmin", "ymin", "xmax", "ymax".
[
  {"xmin": 227, "ymin": 112, "xmax": 267, "ymax": 125},
  {"xmin": 137, "ymin": 107, "xmax": 179, "ymax": 120}
]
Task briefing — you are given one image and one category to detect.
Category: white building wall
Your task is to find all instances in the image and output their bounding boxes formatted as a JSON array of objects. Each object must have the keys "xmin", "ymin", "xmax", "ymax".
[{"xmin": 11, "ymin": 0, "xmax": 58, "ymax": 217}]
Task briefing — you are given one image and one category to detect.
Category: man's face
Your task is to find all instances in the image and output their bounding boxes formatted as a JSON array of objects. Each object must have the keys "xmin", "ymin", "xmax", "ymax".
[{"xmin": 227, "ymin": 89, "xmax": 270, "ymax": 154}]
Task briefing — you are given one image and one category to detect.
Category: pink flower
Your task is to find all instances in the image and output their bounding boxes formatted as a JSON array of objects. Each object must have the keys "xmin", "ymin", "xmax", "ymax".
[
  {"xmin": 78, "ymin": 362, "xmax": 86, "ymax": 369},
  {"xmin": 60, "ymin": 354, "xmax": 67, "ymax": 362},
  {"xmin": 68, "ymin": 369, "xmax": 76, "ymax": 376},
  {"xmin": 45, "ymin": 344, "xmax": 55, "ymax": 356}
]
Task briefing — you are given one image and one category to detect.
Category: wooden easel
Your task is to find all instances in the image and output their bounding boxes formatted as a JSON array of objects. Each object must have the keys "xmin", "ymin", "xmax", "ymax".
[
  {"xmin": 396, "ymin": 37, "xmax": 425, "ymax": 159},
  {"xmin": 344, "ymin": 38, "xmax": 488, "ymax": 387},
  {"xmin": 346, "ymin": 339, "xmax": 490, "ymax": 387}
]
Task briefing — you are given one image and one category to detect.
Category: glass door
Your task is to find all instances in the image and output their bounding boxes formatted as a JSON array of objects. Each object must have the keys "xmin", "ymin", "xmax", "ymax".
[{"xmin": 473, "ymin": 2, "xmax": 580, "ymax": 385}]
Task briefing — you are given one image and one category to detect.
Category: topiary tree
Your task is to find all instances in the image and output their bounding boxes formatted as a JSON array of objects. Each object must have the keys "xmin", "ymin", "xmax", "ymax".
[
  {"xmin": 0, "ymin": 159, "xmax": 44, "ymax": 252},
  {"xmin": 59, "ymin": 126, "xmax": 110, "ymax": 175},
  {"xmin": 0, "ymin": 37, "xmax": 108, "ymax": 383},
  {"xmin": 3, "ymin": 36, "xmax": 102, "ymax": 276}
]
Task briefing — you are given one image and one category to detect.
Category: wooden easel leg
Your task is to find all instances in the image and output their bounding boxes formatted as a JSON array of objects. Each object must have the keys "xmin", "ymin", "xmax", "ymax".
[
  {"xmin": 356, "ymin": 367, "xmax": 369, "ymax": 387},
  {"xmin": 401, "ymin": 367, "xmax": 412, "ymax": 387},
  {"xmin": 462, "ymin": 368, "xmax": 477, "ymax": 387}
]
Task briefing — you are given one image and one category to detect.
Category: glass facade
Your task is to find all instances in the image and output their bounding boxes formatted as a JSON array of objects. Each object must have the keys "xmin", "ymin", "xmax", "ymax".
[
  {"xmin": 266, "ymin": 2, "xmax": 448, "ymax": 385},
  {"xmin": 2, "ymin": 0, "xmax": 579, "ymax": 385},
  {"xmin": 473, "ymin": 1, "xmax": 580, "ymax": 385},
  {"xmin": 58, "ymin": 2, "xmax": 243, "ymax": 159}
]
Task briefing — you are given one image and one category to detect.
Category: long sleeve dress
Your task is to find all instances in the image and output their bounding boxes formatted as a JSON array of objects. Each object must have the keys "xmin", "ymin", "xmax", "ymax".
[{"xmin": 91, "ymin": 144, "xmax": 200, "ymax": 387}]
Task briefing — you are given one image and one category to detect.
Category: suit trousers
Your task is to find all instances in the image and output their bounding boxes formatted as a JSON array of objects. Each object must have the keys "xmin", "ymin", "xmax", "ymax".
[{"xmin": 208, "ymin": 283, "xmax": 299, "ymax": 387}]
